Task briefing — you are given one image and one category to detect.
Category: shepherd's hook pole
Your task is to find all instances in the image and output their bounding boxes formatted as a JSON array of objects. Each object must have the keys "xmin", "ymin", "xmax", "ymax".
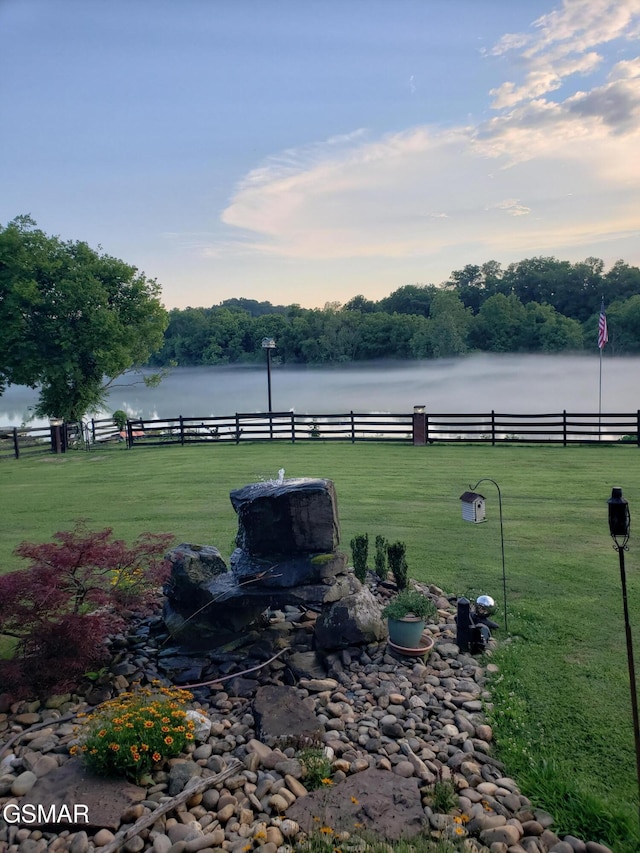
[{"xmin": 470, "ymin": 477, "xmax": 508, "ymax": 634}]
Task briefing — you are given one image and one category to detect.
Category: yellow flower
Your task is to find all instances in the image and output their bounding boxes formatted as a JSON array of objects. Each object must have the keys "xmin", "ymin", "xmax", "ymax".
[
  {"xmin": 152, "ymin": 751, "xmax": 162, "ymax": 762},
  {"xmin": 164, "ymin": 736, "xmax": 174, "ymax": 745},
  {"xmin": 350, "ymin": 796, "xmax": 359, "ymax": 804},
  {"xmin": 321, "ymin": 777, "xmax": 333, "ymax": 786},
  {"xmin": 185, "ymin": 733, "xmax": 194, "ymax": 741},
  {"xmin": 109, "ymin": 743, "xmax": 120, "ymax": 752},
  {"xmin": 455, "ymin": 827, "xmax": 466, "ymax": 836},
  {"xmin": 319, "ymin": 826, "xmax": 333, "ymax": 835},
  {"xmin": 144, "ymin": 720, "xmax": 154, "ymax": 728},
  {"xmin": 98, "ymin": 729, "xmax": 107, "ymax": 738}
]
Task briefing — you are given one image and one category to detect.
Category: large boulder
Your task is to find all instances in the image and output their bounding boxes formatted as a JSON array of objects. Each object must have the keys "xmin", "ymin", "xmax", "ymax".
[
  {"xmin": 315, "ymin": 586, "xmax": 388, "ymax": 650},
  {"xmin": 230, "ymin": 478, "xmax": 340, "ymax": 557},
  {"xmin": 287, "ymin": 767, "xmax": 426, "ymax": 841},
  {"xmin": 164, "ymin": 544, "xmax": 228, "ymax": 609}
]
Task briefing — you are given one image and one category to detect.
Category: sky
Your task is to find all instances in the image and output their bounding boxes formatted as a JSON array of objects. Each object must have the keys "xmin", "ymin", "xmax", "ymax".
[{"xmin": 1, "ymin": 0, "xmax": 640, "ymax": 311}]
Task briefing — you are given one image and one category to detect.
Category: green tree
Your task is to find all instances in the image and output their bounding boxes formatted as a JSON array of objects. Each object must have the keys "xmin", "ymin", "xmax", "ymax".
[
  {"xmin": 0, "ymin": 216, "xmax": 168, "ymax": 420},
  {"xmin": 427, "ymin": 291, "xmax": 473, "ymax": 357},
  {"xmin": 378, "ymin": 284, "xmax": 437, "ymax": 317},
  {"xmin": 471, "ymin": 293, "xmax": 527, "ymax": 352}
]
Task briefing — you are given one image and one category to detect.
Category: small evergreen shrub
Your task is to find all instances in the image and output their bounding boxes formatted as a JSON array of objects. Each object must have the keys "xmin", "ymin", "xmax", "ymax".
[
  {"xmin": 374, "ymin": 534, "xmax": 388, "ymax": 580},
  {"xmin": 387, "ymin": 540, "xmax": 408, "ymax": 589},
  {"xmin": 350, "ymin": 533, "xmax": 369, "ymax": 582},
  {"xmin": 74, "ymin": 683, "xmax": 194, "ymax": 782}
]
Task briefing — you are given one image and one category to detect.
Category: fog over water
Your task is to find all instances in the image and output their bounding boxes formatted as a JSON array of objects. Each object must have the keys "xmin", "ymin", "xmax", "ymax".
[{"xmin": 1, "ymin": 353, "xmax": 639, "ymax": 426}]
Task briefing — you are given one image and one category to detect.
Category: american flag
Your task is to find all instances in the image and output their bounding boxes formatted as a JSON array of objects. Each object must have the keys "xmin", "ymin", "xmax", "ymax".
[{"xmin": 598, "ymin": 300, "xmax": 608, "ymax": 350}]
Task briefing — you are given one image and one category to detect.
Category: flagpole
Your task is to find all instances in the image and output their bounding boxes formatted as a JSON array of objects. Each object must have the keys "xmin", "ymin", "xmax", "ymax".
[
  {"xmin": 598, "ymin": 298, "xmax": 608, "ymax": 440},
  {"xmin": 599, "ymin": 343, "xmax": 602, "ymax": 439}
]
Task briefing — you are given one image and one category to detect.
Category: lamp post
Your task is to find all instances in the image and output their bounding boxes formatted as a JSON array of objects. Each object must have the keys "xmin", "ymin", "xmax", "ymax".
[
  {"xmin": 607, "ymin": 487, "xmax": 640, "ymax": 823},
  {"xmin": 465, "ymin": 477, "xmax": 508, "ymax": 634},
  {"xmin": 261, "ymin": 337, "xmax": 276, "ymax": 412}
]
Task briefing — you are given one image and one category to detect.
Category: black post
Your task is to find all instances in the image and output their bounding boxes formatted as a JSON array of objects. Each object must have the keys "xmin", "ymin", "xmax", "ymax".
[
  {"xmin": 617, "ymin": 542, "xmax": 640, "ymax": 826},
  {"xmin": 608, "ymin": 486, "xmax": 640, "ymax": 826},
  {"xmin": 266, "ymin": 347, "xmax": 273, "ymax": 413},
  {"xmin": 457, "ymin": 598, "xmax": 472, "ymax": 652}
]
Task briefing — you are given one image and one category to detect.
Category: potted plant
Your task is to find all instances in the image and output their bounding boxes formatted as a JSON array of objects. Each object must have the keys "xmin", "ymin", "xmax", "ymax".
[{"xmin": 382, "ymin": 587, "xmax": 437, "ymax": 648}]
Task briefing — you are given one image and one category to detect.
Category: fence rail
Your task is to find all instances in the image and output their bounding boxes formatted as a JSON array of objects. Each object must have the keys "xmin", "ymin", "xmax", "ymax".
[{"xmin": 1, "ymin": 410, "xmax": 639, "ymax": 459}]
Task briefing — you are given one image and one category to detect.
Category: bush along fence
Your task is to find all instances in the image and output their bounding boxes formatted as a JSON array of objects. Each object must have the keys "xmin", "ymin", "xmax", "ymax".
[{"xmin": 2, "ymin": 409, "xmax": 640, "ymax": 459}]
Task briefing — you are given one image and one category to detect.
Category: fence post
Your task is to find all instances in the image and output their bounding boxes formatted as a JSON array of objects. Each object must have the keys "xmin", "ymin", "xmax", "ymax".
[
  {"xmin": 91, "ymin": 418, "xmax": 96, "ymax": 442},
  {"xmin": 491, "ymin": 411, "xmax": 496, "ymax": 446},
  {"xmin": 412, "ymin": 406, "xmax": 426, "ymax": 445},
  {"xmin": 563, "ymin": 410, "xmax": 567, "ymax": 447},
  {"xmin": 637, "ymin": 410, "xmax": 640, "ymax": 448},
  {"xmin": 179, "ymin": 415, "xmax": 184, "ymax": 446},
  {"xmin": 235, "ymin": 414, "xmax": 241, "ymax": 444},
  {"xmin": 13, "ymin": 427, "xmax": 19, "ymax": 459},
  {"xmin": 351, "ymin": 411, "xmax": 355, "ymax": 444},
  {"xmin": 291, "ymin": 411, "xmax": 295, "ymax": 443},
  {"xmin": 127, "ymin": 419, "xmax": 133, "ymax": 449}
]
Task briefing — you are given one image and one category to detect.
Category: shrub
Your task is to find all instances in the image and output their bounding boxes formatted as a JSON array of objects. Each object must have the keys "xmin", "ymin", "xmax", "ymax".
[
  {"xmin": 387, "ymin": 540, "xmax": 408, "ymax": 589},
  {"xmin": 112, "ymin": 409, "xmax": 128, "ymax": 431},
  {"xmin": 75, "ymin": 683, "xmax": 194, "ymax": 782},
  {"xmin": 350, "ymin": 533, "xmax": 369, "ymax": 582},
  {"xmin": 0, "ymin": 523, "xmax": 173, "ymax": 697},
  {"xmin": 374, "ymin": 534, "xmax": 388, "ymax": 580},
  {"xmin": 381, "ymin": 588, "xmax": 436, "ymax": 621}
]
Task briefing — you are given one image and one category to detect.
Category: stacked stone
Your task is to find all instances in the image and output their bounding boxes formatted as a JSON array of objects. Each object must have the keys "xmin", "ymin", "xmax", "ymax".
[
  {"xmin": 162, "ymin": 479, "xmax": 378, "ymax": 648},
  {"xmin": 0, "ymin": 587, "xmax": 614, "ymax": 853}
]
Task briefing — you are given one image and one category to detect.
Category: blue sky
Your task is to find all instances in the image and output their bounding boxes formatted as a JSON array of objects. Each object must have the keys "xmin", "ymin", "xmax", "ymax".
[{"xmin": 1, "ymin": 0, "xmax": 640, "ymax": 310}]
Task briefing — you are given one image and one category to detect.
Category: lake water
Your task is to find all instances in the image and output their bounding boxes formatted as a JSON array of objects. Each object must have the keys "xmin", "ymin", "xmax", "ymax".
[{"xmin": 1, "ymin": 353, "xmax": 639, "ymax": 426}]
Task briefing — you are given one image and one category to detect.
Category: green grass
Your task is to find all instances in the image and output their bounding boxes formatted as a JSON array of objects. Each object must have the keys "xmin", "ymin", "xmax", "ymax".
[{"xmin": 2, "ymin": 440, "xmax": 640, "ymax": 850}]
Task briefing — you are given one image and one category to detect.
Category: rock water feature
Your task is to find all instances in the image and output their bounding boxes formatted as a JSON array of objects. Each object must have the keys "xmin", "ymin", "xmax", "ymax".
[
  {"xmin": 0, "ymin": 477, "xmax": 616, "ymax": 853},
  {"xmin": 162, "ymin": 477, "xmax": 385, "ymax": 650}
]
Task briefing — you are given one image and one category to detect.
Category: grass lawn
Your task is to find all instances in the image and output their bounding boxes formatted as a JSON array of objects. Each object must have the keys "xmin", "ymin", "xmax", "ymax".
[{"xmin": 1, "ymin": 440, "xmax": 640, "ymax": 850}]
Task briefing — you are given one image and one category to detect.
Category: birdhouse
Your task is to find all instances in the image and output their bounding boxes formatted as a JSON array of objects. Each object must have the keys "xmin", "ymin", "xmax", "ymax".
[{"xmin": 460, "ymin": 491, "xmax": 486, "ymax": 523}]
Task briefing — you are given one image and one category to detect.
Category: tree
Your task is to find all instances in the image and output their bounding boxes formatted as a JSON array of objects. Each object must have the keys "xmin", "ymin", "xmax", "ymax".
[
  {"xmin": 378, "ymin": 284, "xmax": 437, "ymax": 317},
  {"xmin": 470, "ymin": 293, "xmax": 527, "ymax": 352},
  {"xmin": 427, "ymin": 291, "xmax": 473, "ymax": 357},
  {"xmin": 0, "ymin": 216, "xmax": 168, "ymax": 420}
]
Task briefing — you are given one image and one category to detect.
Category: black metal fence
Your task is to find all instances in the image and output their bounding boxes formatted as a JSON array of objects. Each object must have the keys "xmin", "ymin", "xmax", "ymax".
[{"xmin": 2, "ymin": 410, "xmax": 639, "ymax": 460}]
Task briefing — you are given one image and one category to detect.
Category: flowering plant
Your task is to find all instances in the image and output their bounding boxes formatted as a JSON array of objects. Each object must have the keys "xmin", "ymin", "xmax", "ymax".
[{"xmin": 74, "ymin": 682, "xmax": 195, "ymax": 782}]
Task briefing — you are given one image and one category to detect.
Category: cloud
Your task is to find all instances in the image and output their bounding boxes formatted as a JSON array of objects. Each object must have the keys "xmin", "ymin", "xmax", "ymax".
[
  {"xmin": 213, "ymin": 0, "xmax": 640, "ymax": 270},
  {"xmin": 487, "ymin": 199, "xmax": 531, "ymax": 217},
  {"xmin": 489, "ymin": 0, "xmax": 640, "ymax": 108}
]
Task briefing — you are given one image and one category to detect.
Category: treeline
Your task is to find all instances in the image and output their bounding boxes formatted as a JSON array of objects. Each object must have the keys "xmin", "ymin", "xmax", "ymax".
[{"xmin": 151, "ymin": 256, "xmax": 640, "ymax": 366}]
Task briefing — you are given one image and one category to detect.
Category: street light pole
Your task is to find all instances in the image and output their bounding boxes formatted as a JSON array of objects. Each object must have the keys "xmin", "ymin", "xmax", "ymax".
[
  {"xmin": 469, "ymin": 477, "xmax": 508, "ymax": 634},
  {"xmin": 261, "ymin": 337, "xmax": 276, "ymax": 412},
  {"xmin": 607, "ymin": 487, "xmax": 640, "ymax": 825}
]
